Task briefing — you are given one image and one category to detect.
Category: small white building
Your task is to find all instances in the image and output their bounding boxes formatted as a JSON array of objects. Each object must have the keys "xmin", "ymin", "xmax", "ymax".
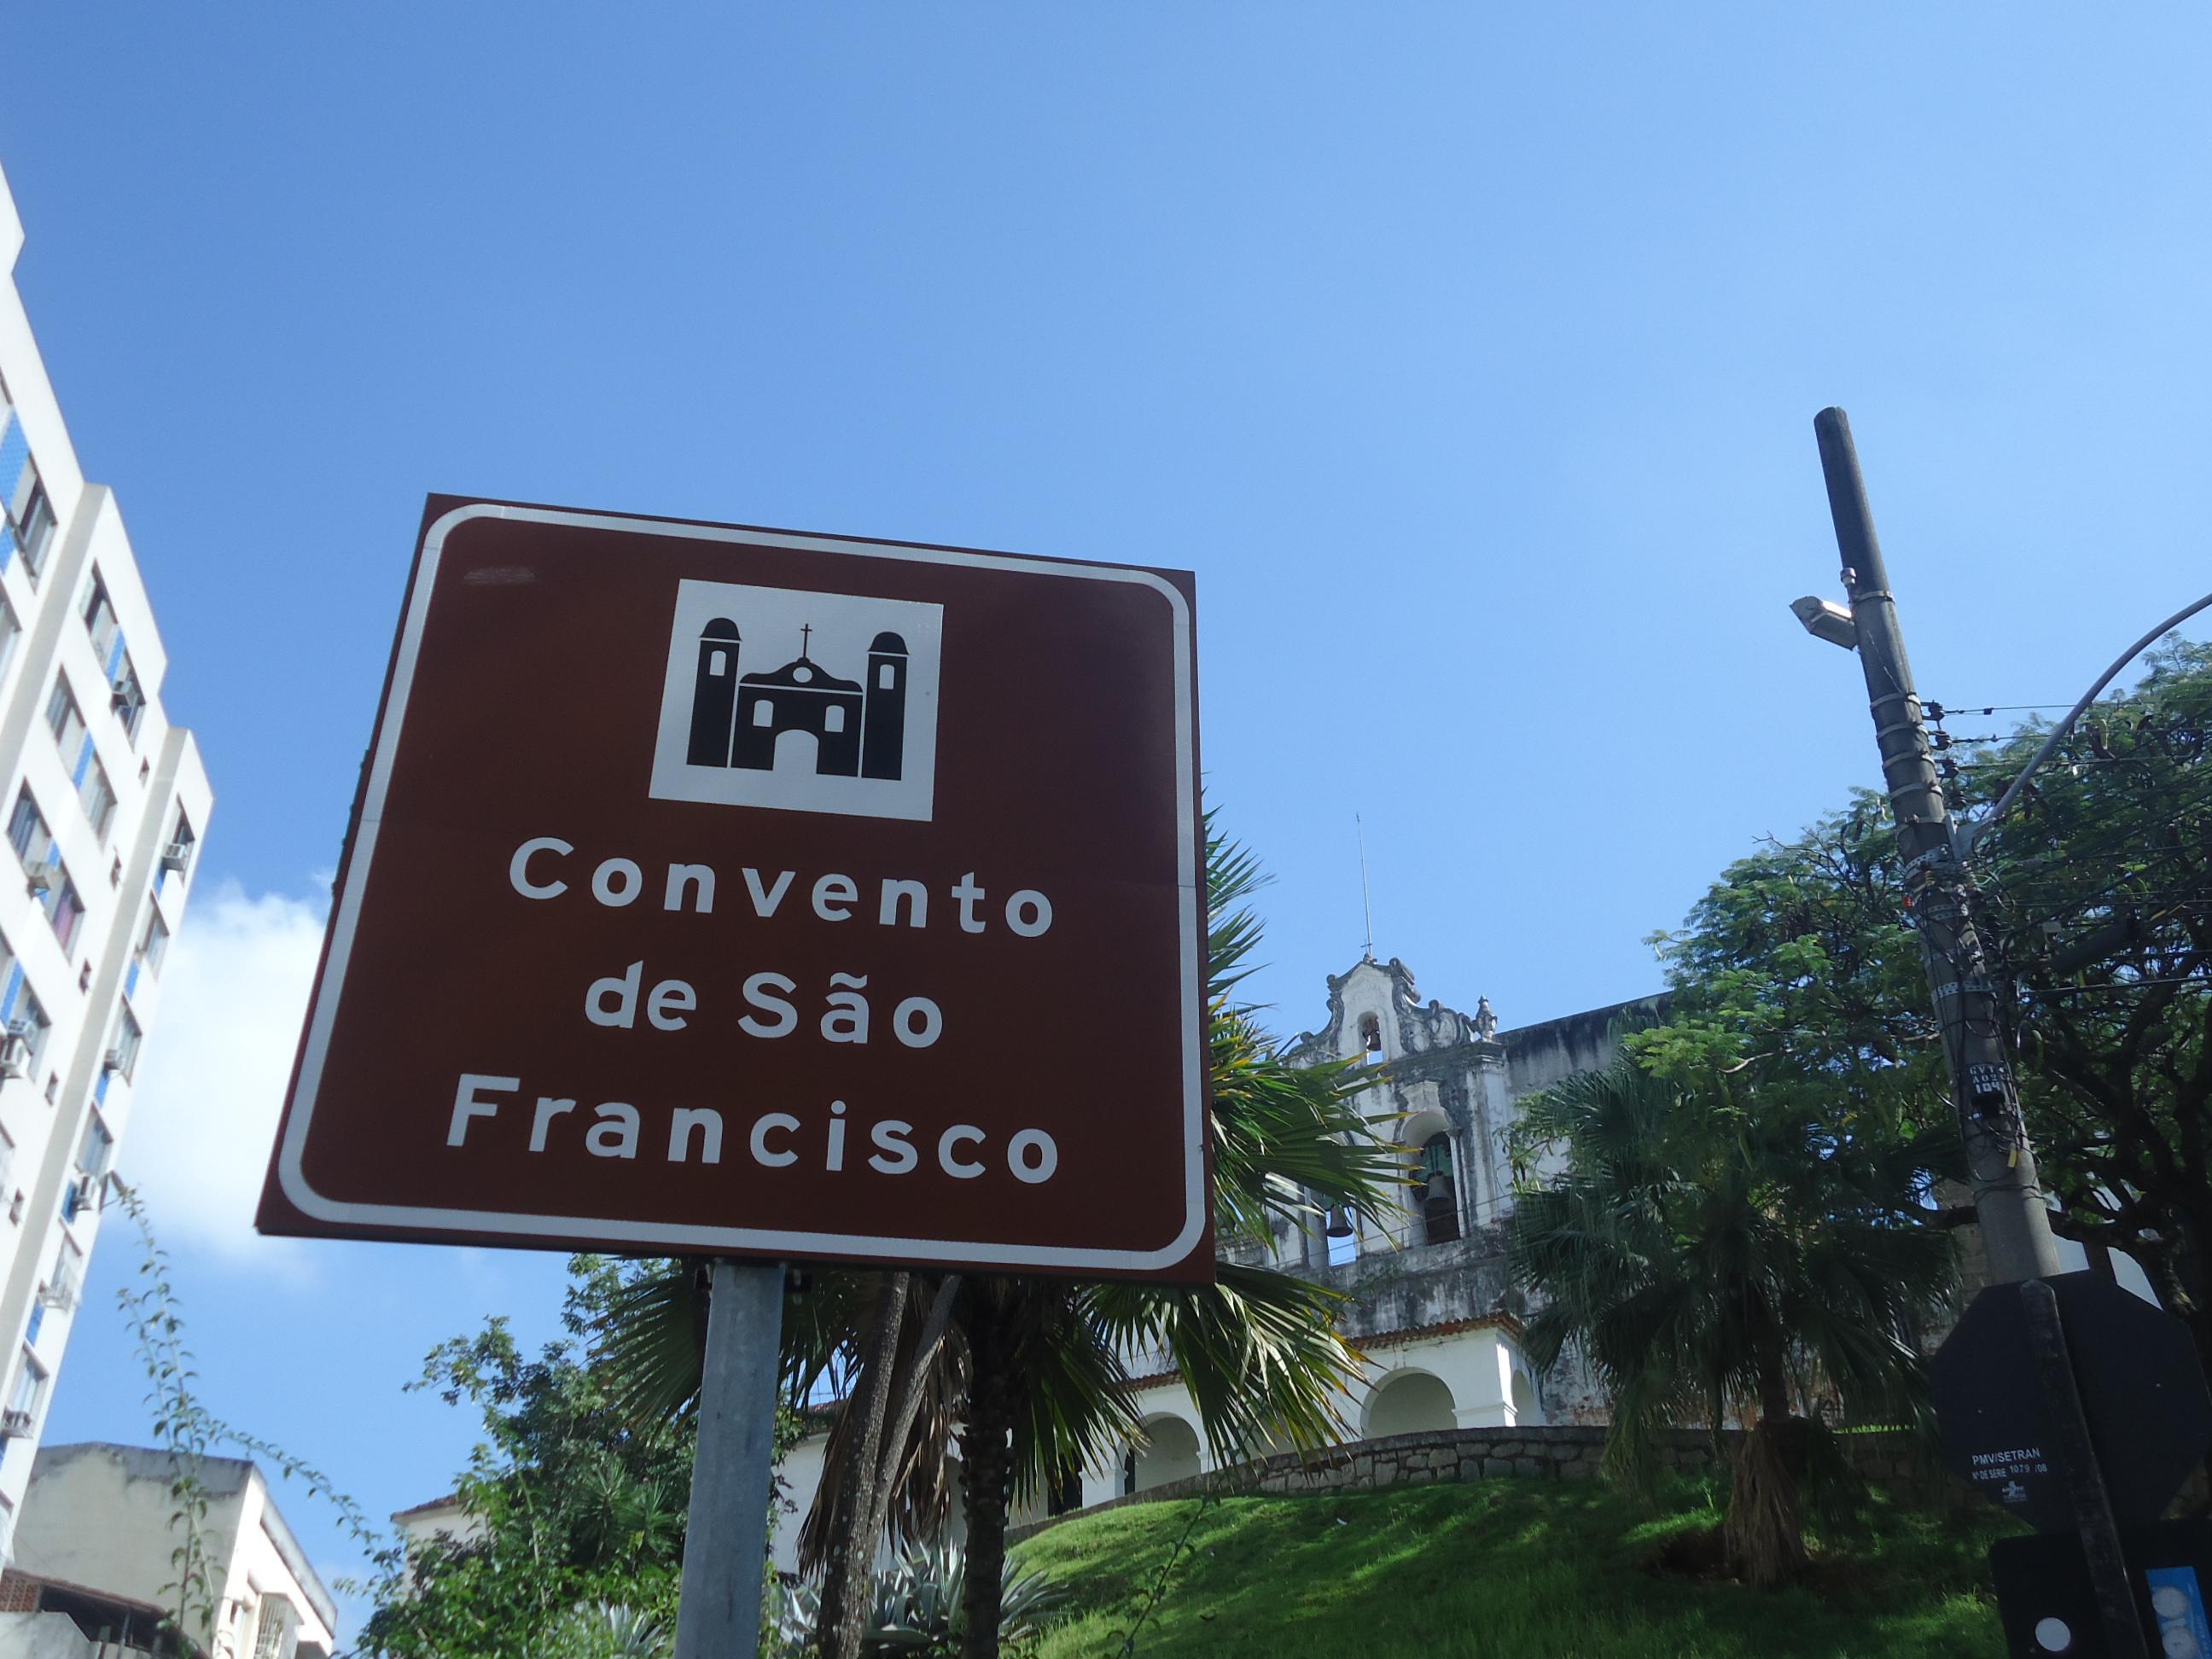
[
  {"xmin": 0, "ymin": 159, "xmax": 214, "ymax": 1559},
  {"xmin": 387, "ymin": 1490, "xmax": 482, "ymax": 1555},
  {"xmin": 0, "ymin": 1443, "xmax": 335, "ymax": 1659}
]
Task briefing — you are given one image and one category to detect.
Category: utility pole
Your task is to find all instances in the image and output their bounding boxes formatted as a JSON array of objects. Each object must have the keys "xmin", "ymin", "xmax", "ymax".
[
  {"xmin": 1806, "ymin": 407, "xmax": 2145, "ymax": 1657},
  {"xmin": 1809, "ymin": 409, "xmax": 2062, "ymax": 1284}
]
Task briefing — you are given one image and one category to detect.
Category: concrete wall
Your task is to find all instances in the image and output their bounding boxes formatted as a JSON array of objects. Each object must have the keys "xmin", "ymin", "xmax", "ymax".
[
  {"xmin": 1007, "ymin": 1423, "xmax": 1968, "ymax": 1545},
  {"xmin": 1499, "ymin": 998, "xmax": 1663, "ymax": 1098},
  {"xmin": 0, "ymin": 1611, "xmax": 102, "ymax": 1659}
]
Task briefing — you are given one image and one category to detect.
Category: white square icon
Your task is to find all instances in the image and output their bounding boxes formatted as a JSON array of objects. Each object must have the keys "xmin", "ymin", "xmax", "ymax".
[{"xmin": 649, "ymin": 579, "xmax": 943, "ymax": 821}]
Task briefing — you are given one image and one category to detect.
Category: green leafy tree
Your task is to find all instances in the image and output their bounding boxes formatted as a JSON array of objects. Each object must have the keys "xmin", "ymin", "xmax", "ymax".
[
  {"xmin": 363, "ymin": 1259, "xmax": 743, "ymax": 1659},
  {"xmin": 1631, "ymin": 642, "xmax": 2212, "ymax": 1370},
  {"xmin": 1965, "ymin": 643, "xmax": 2212, "ymax": 1352},
  {"xmin": 1509, "ymin": 1056, "xmax": 1956, "ymax": 1586}
]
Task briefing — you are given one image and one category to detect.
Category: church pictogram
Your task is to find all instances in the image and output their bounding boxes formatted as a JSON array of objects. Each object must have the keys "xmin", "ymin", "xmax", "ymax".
[
  {"xmin": 652, "ymin": 579, "xmax": 941, "ymax": 822},
  {"xmin": 686, "ymin": 620, "xmax": 910, "ymax": 780}
]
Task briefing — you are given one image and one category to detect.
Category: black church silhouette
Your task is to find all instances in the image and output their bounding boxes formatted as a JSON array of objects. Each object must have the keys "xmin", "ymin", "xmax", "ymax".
[{"xmin": 685, "ymin": 620, "xmax": 908, "ymax": 780}]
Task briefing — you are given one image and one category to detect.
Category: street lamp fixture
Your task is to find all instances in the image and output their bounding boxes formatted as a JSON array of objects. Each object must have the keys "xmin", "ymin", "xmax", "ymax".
[{"xmin": 1789, "ymin": 594, "xmax": 1858, "ymax": 651}]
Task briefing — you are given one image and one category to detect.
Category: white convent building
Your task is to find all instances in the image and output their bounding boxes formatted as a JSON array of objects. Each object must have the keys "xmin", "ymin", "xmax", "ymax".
[
  {"xmin": 769, "ymin": 954, "xmax": 1652, "ymax": 1571},
  {"xmin": 1088, "ymin": 953, "xmax": 1648, "ymax": 1505},
  {"xmin": 0, "ymin": 162, "xmax": 213, "ymax": 1561}
]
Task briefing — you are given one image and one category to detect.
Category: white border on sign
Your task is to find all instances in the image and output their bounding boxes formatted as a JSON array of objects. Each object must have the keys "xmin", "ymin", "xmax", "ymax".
[{"xmin": 275, "ymin": 504, "xmax": 1207, "ymax": 1271}]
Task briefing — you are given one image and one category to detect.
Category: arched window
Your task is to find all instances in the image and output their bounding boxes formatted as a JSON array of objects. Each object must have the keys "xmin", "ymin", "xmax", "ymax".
[
  {"xmin": 1415, "ymin": 1132, "xmax": 1460, "ymax": 1245},
  {"xmin": 1132, "ymin": 1416, "xmax": 1202, "ymax": 1492},
  {"xmin": 1358, "ymin": 1012, "xmax": 1382, "ymax": 1055},
  {"xmin": 1365, "ymin": 1370, "xmax": 1457, "ymax": 1438}
]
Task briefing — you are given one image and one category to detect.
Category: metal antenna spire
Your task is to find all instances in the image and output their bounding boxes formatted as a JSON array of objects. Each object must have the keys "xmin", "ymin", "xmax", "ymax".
[{"xmin": 1356, "ymin": 813, "xmax": 1376, "ymax": 961}]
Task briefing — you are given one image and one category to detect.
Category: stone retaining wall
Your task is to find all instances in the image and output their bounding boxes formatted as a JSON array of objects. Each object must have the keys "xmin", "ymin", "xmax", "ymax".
[{"xmin": 1009, "ymin": 1423, "xmax": 1964, "ymax": 1543}]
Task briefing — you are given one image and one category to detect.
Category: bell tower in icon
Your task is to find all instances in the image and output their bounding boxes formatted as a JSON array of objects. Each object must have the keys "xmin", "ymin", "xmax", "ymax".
[
  {"xmin": 862, "ymin": 632, "xmax": 909, "ymax": 780},
  {"xmin": 686, "ymin": 619, "xmax": 741, "ymax": 766}
]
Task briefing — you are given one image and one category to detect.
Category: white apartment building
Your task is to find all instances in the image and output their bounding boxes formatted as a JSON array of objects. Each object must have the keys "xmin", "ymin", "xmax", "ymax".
[
  {"xmin": 0, "ymin": 162, "xmax": 213, "ymax": 1560},
  {"xmin": 5, "ymin": 1443, "xmax": 335, "ymax": 1659}
]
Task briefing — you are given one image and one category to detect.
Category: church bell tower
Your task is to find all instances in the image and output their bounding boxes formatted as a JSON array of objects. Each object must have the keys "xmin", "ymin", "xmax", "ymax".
[
  {"xmin": 687, "ymin": 618, "xmax": 741, "ymax": 766},
  {"xmin": 861, "ymin": 631, "xmax": 909, "ymax": 780}
]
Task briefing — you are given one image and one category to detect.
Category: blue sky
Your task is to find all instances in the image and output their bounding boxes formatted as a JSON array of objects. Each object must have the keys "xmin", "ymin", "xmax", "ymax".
[{"xmin": 8, "ymin": 2, "xmax": 2212, "ymax": 1630}]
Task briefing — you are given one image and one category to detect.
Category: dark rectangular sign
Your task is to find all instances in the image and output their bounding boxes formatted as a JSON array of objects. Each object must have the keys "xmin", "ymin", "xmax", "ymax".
[{"xmin": 257, "ymin": 498, "xmax": 1211, "ymax": 1279}]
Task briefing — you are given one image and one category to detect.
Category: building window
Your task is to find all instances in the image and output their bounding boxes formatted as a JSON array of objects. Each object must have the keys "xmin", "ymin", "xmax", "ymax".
[
  {"xmin": 110, "ymin": 652, "xmax": 146, "ymax": 742},
  {"xmin": 1358, "ymin": 1012, "xmax": 1382, "ymax": 1054},
  {"xmin": 752, "ymin": 700, "xmax": 775, "ymax": 727},
  {"xmin": 878, "ymin": 664, "xmax": 896, "ymax": 690},
  {"xmin": 1415, "ymin": 1133, "xmax": 1462, "ymax": 1246},
  {"xmin": 106, "ymin": 1011, "xmax": 141, "ymax": 1081},
  {"xmin": 78, "ymin": 1114, "xmax": 116, "ymax": 1183},
  {"xmin": 63, "ymin": 1148, "xmax": 97, "ymax": 1229},
  {"xmin": 139, "ymin": 910, "xmax": 169, "ymax": 977},
  {"xmin": 46, "ymin": 866, "xmax": 84, "ymax": 952},
  {"xmin": 8, "ymin": 788, "xmax": 51, "ymax": 870},
  {"xmin": 79, "ymin": 756, "xmax": 116, "ymax": 842},
  {"xmin": 824, "ymin": 705, "xmax": 847, "ymax": 734},
  {"xmin": 4, "ymin": 1351, "xmax": 47, "ymax": 1434},
  {"xmin": 44, "ymin": 1240, "xmax": 83, "ymax": 1312},
  {"xmin": 251, "ymin": 1595, "xmax": 295, "ymax": 1659},
  {"xmin": 0, "ymin": 592, "xmax": 18, "ymax": 684},
  {"xmin": 4, "ymin": 973, "xmax": 49, "ymax": 1082},
  {"xmin": 1325, "ymin": 1202, "xmax": 1359, "ymax": 1266},
  {"xmin": 45, "ymin": 678, "xmax": 85, "ymax": 759},
  {"xmin": 158, "ymin": 809, "xmax": 195, "ymax": 892},
  {"xmin": 80, "ymin": 569, "xmax": 121, "ymax": 666},
  {"xmin": 10, "ymin": 481, "xmax": 55, "ymax": 584}
]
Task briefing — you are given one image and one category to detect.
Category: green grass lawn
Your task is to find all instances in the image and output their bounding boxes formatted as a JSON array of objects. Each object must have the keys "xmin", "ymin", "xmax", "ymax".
[{"xmin": 1014, "ymin": 1478, "xmax": 2016, "ymax": 1658}]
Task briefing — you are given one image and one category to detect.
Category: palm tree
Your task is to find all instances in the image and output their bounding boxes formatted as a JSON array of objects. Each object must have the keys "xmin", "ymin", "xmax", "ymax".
[
  {"xmin": 1509, "ymin": 1055, "xmax": 1956, "ymax": 1586},
  {"xmin": 594, "ymin": 817, "xmax": 1402, "ymax": 1655}
]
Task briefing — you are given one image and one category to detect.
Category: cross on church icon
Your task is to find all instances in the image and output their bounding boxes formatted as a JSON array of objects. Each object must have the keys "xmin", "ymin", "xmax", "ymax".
[
  {"xmin": 686, "ymin": 620, "xmax": 910, "ymax": 780},
  {"xmin": 650, "ymin": 579, "xmax": 943, "ymax": 822}
]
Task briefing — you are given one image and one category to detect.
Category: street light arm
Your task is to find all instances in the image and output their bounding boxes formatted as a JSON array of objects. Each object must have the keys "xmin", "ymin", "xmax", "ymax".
[{"xmin": 1960, "ymin": 587, "xmax": 2212, "ymax": 856}]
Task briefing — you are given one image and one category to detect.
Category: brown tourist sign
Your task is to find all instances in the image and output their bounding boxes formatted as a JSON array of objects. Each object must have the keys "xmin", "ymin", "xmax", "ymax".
[{"xmin": 256, "ymin": 498, "xmax": 1211, "ymax": 1280}]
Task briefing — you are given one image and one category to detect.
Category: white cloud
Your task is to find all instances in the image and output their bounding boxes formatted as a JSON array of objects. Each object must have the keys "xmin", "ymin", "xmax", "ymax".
[{"xmin": 119, "ymin": 880, "xmax": 328, "ymax": 1266}]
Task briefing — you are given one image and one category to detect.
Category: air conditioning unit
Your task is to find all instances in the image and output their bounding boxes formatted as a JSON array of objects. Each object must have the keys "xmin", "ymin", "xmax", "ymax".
[
  {"xmin": 22, "ymin": 865, "xmax": 51, "ymax": 895},
  {"xmin": 37, "ymin": 1280, "xmax": 75, "ymax": 1313},
  {"xmin": 102, "ymin": 1047, "xmax": 126, "ymax": 1074},
  {"xmin": 159, "ymin": 842, "xmax": 190, "ymax": 874},
  {"xmin": 65, "ymin": 1173, "xmax": 99, "ymax": 1216},
  {"xmin": 0, "ymin": 1408, "xmax": 34, "ymax": 1440},
  {"xmin": 109, "ymin": 684, "xmax": 135, "ymax": 712},
  {"xmin": 0, "ymin": 1035, "xmax": 29, "ymax": 1081}
]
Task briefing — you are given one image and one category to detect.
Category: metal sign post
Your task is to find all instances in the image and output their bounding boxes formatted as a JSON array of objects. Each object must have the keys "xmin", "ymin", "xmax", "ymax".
[{"xmin": 672, "ymin": 1260, "xmax": 786, "ymax": 1659}]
